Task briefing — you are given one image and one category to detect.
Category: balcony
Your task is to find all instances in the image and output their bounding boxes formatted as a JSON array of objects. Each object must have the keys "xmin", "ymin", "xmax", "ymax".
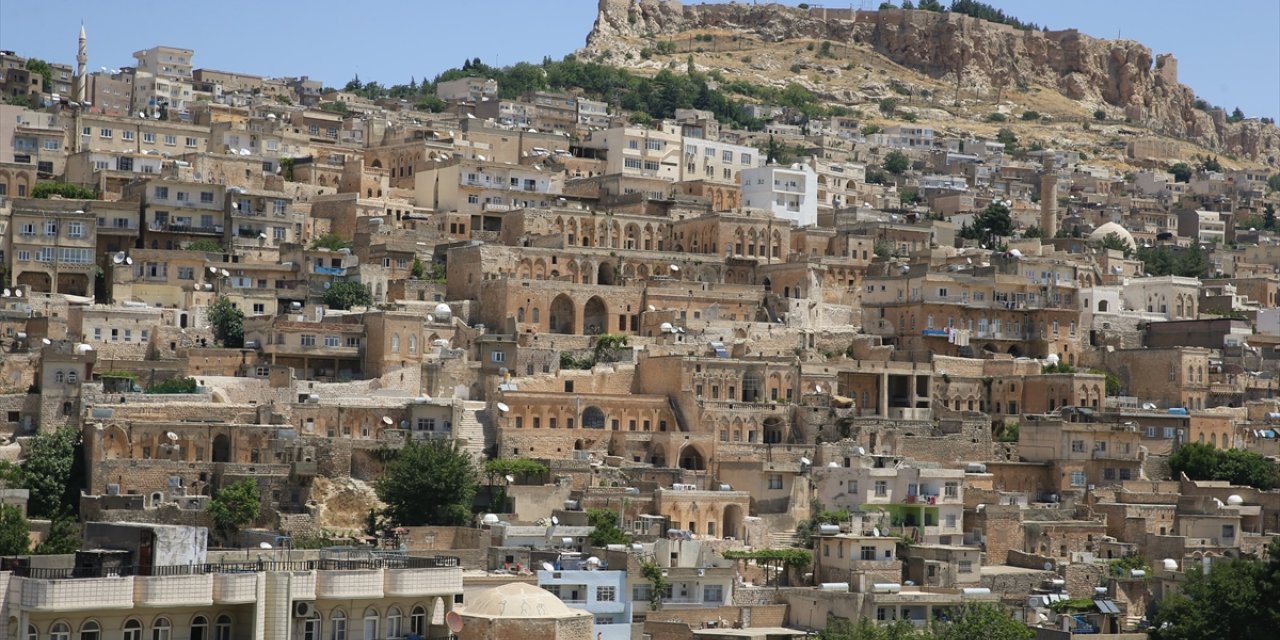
[
  {"xmin": 18, "ymin": 576, "xmax": 135, "ymax": 611},
  {"xmin": 134, "ymin": 573, "xmax": 213, "ymax": 607},
  {"xmin": 315, "ymin": 568, "xmax": 385, "ymax": 599},
  {"xmin": 150, "ymin": 222, "xmax": 224, "ymax": 236},
  {"xmin": 385, "ymin": 566, "xmax": 463, "ymax": 597},
  {"xmin": 212, "ymin": 572, "xmax": 258, "ymax": 604},
  {"xmin": 313, "ymin": 265, "xmax": 347, "ymax": 276}
]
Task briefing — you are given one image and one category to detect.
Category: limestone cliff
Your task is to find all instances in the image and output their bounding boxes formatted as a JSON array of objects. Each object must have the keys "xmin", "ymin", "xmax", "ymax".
[{"xmin": 585, "ymin": 0, "xmax": 1278, "ymax": 166}]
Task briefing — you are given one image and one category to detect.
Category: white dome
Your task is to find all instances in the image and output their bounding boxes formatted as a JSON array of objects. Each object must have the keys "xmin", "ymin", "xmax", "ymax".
[
  {"xmin": 1045, "ymin": 354, "xmax": 1060, "ymax": 365},
  {"xmin": 1162, "ymin": 558, "xmax": 1178, "ymax": 571},
  {"xmin": 433, "ymin": 303, "xmax": 452, "ymax": 318},
  {"xmin": 463, "ymin": 582, "xmax": 590, "ymax": 619},
  {"xmin": 1089, "ymin": 222, "xmax": 1135, "ymax": 249},
  {"xmin": 1227, "ymin": 494, "xmax": 1244, "ymax": 506}
]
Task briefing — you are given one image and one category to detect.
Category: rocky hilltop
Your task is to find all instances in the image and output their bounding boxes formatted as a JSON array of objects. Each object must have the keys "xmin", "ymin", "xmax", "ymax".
[{"xmin": 586, "ymin": 0, "xmax": 1278, "ymax": 166}]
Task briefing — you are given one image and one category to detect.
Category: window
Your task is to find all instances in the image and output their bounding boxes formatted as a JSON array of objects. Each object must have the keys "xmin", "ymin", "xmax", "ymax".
[
  {"xmin": 200, "ymin": 191, "xmax": 215, "ymax": 204},
  {"xmin": 385, "ymin": 607, "xmax": 401, "ymax": 639},
  {"xmin": 43, "ymin": 138, "xmax": 60, "ymax": 151},
  {"xmin": 45, "ymin": 221, "xmax": 58, "ymax": 236},
  {"xmin": 164, "ymin": 134, "xmax": 177, "ymax": 146},
  {"xmin": 491, "ymin": 351, "xmax": 505, "ymax": 363},
  {"xmin": 302, "ymin": 615, "xmax": 320, "ymax": 640},
  {"xmin": 624, "ymin": 158, "xmax": 642, "ymax": 169},
  {"xmin": 67, "ymin": 222, "xmax": 84, "ymax": 238},
  {"xmin": 324, "ymin": 335, "xmax": 340, "ymax": 347},
  {"xmin": 410, "ymin": 606, "xmax": 426, "ymax": 636},
  {"xmin": 155, "ymin": 186, "xmax": 169, "ymax": 200},
  {"xmin": 362, "ymin": 608, "xmax": 378, "ymax": 640},
  {"xmin": 330, "ymin": 610, "xmax": 346, "ymax": 640},
  {"xmin": 50, "ymin": 623, "xmax": 71, "ymax": 640},
  {"xmin": 79, "ymin": 621, "xmax": 101, "ymax": 640},
  {"xmin": 152, "ymin": 618, "xmax": 172, "ymax": 640},
  {"xmin": 704, "ymin": 584, "xmax": 724, "ymax": 602},
  {"xmin": 176, "ymin": 191, "xmax": 188, "ymax": 201},
  {"xmin": 100, "ymin": 127, "xmax": 113, "ymax": 138},
  {"xmin": 645, "ymin": 138, "xmax": 664, "ymax": 150},
  {"xmin": 300, "ymin": 334, "xmax": 316, "ymax": 347},
  {"xmin": 391, "ymin": 334, "xmax": 400, "ymax": 353},
  {"xmin": 190, "ymin": 616, "xmax": 207, "ymax": 640},
  {"xmin": 1222, "ymin": 524, "xmax": 1235, "ymax": 539},
  {"xmin": 1070, "ymin": 471, "xmax": 1086, "ymax": 487},
  {"xmin": 633, "ymin": 584, "xmax": 652, "ymax": 602},
  {"xmin": 874, "ymin": 480, "xmax": 887, "ymax": 497},
  {"xmin": 944, "ymin": 482, "xmax": 959, "ymax": 498},
  {"xmin": 143, "ymin": 132, "xmax": 156, "ymax": 144},
  {"xmin": 958, "ymin": 560, "xmax": 973, "ymax": 574},
  {"xmin": 596, "ymin": 585, "xmax": 616, "ymax": 601},
  {"xmin": 1163, "ymin": 427, "xmax": 1175, "ymax": 439},
  {"xmin": 741, "ymin": 152, "xmax": 753, "ymax": 164},
  {"xmin": 346, "ymin": 337, "xmax": 360, "ymax": 348},
  {"xmin": 121, "ymin": 130, "xmax": 135, "ymax": 142},
  {"xmin": 177, "ymin": 267, "xmax": 194, "ymax": 280},
  {"xmin": 186, "ymin": 137, "xmax": 198, "ymax": 147},
  {"xmin": 768, "ymin": 474, "xmax": 783, "ymax": 490},
  {"xmin": 722, "ymin": 150, "xmax": 733, "ymax": 162},
  {"xmin": 1071, "ymin": 440, "xmax": 1085, "ymax": 453}
]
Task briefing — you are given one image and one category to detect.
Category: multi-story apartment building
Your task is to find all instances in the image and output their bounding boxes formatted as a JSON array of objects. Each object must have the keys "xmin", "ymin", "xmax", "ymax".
[
  {"xmin": 75, "ymin": 112, "xmax": 211, "ymax": 158},
  {"xmin": 0, "ymin": 51, "xmax": 42, "ymax": 102},
  {"xmin": 414, "ymin": 158, "xmax": 564, "ymax": 221},
  {"xmin": 681, "ymin": 137, "xmax": 762, "ymax": 186},
  {"xmin": 85, "ymin": 70, "xmax": 135, "ymax": 116},
  {"xmin": 130, "ymin": 45, "xmax": 195, "ymax": 114},
  {"xmin": 4, "ymin": 107, "xmax": 66, "ymax": 178},
  {"xmin": 7, "ymin": 198, "xmax": 97, "ymax": 295},
  {"xmin": 741, "ymin": 163, "xmax": 819, "ymax": 227},
  {"xmin": 125, "ymin": 179, "xmax": 228, "ymax": 251},
  {"xmin": 583, "ymin": 123, "xmax": 683, "ymax": 181},
  {"xmin": 435, "ymin": 77, "xmax": 498, "ymax": 103},
  {"xmin": 1018, "ymin": 408, "xmax": 1145, "ymax": 491},
  {"xmin": 226, "ymin": 188, "xmax": 305, "ymax": 250},
  {"xmin": 537, "ymin": 555, "xmax": 633, "ymax": 640},
  {"xmin": 64, "ymin": 149, "xmax": 165, "ymax": 198},
  {"xmin": 813, "ymin": 455, "xmax": 966, "ymax": 545}
]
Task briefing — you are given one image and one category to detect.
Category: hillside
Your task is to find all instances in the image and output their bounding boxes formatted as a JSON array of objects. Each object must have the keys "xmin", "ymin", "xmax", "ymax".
[{"xmin": 580, "ymin": 0, "xmax": 1278, "ymax": 169}]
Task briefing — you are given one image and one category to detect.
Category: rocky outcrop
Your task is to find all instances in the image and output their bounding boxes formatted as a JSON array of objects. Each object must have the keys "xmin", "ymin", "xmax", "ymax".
[{"xmin": 584, "ymin": 0, "xmax": 1278, "ymax": 166}]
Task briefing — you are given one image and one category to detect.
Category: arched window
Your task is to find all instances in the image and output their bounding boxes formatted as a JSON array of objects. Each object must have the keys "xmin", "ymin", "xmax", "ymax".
[
  {"xmin": 391, "ymin": 334, "xmax": 400, "ymax": 353},
  {"xmin": 190, "ymin": 617, "xmax": 207, "ymax": 640},
  {"xmin": 386, "ymin": 606, "xmax": 402, "ymax": 639},
  {"xmin": 123, "ymin": 620, "xmax": 143, "ymax": 640},
  {"xmin": 152, "ymin": 617, "xmax": 172, "ymax": 640},
  {"xmin": 54, "ymin": 370, "xmax": 65, "ymax": 383},
  {"xmin": 25, "ymin": 625, "xmax": 36, "ymax": 640},
  {"xmin": 408, "ymin": 335, "xmax": 417, "ymax": 354},
  {"xmin": 301, "ymin": 613, "xmax": 320, "ymax": 640},
  {"xmin": 517, "ymin": 307, "xmax": 526, "ymax": 322},
  {"xmin": 362, "ymin": 607, "xmax": 379, "ymax": 640},
  {"xmin": 80, "ymin": 621, "xmax": 101, "ymax": 640},
  {"xmin": 410, "ymin": 606, "xmax": 427, "ymax": 636},
  {"xmin": 214, "ymin": 615, "xmax": 231, "ymax": 640},
  {"xmin": 51, "ymin": 623, "xmax": 71, "ymax": 640},
  {"xmin": 67, "ymin": 371, "xmax": 78, "ymax": 384},
  {"xmin": 532, "ymin": 308, "xmax": 540, "ymax": 323},
  {"xmin": 330, "ymin": 610, "xmax": 347, "ymax": 640}
]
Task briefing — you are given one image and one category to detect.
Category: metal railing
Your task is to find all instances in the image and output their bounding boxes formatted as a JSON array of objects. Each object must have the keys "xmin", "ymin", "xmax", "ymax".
[{"xmin": 11, "ymin": 555, "xmax": 461, "ymax": 580}]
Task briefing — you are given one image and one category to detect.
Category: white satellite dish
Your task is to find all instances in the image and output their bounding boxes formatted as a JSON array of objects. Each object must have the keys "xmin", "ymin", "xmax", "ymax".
[
  {"xmin": 381, "ymin": 416, "xmax": 394, "ymax": 425},
  {"xmin": 259, "ymin": 542, "xmax": 273, "ymax": 549},
  {"xmin": 504, "ymin": 474, "xmax": 515, "ymax": 483},
  {"xmin": 220, "ymin": 269, "xmax": 230, "ymax": 277},
  {"xmin": 426, "ymin": 315, "xmax": 434, "ymax": 323},
  {"xmin": 258, "ymin": 232, "xmax": 267, "ymax": 239},
  {"xmin": 112, "ymin": 252, "xmax": 126, "ymax": 264},
  {"xmin": 647, "ymin": 304, "xmax": 656, "ymax": 312},
  {"xmin": 856, "ymin": 447, "xmax": 866, "ymax": 455},
  {"xmin": 669, "ymin": 264, "xmax": 681, "ymax": 272},
  {"xmin": 799, "ymin": 457, "xmax": 811, "ymax": 465},
  {"xmin": 125, "ymin": 257, "xmax": 133, "ymax": 265},
  {"xmin": 209, "ymin": 266, "xmax": 219, "ymax": 274},
  {"xmin": 14, "ymin": 289, "xmax": 22, "ymax": 297},
  {"xmin": 41, "ymin": 338, "xmax": 52, "ymax": 345},
  {"xmin": 496, "ymin": 402, "xmax": 510, "ymax": 413},
  {"xmin": 828, "ymin": 461, "xmax": 840, "ymax": 467},
  {"xmin": 542, "ymin": 562, "xmax": 555, "ymax": 572},
  {"xmin": 873, "ymin": 527, "xmax": 881, "ymax": 537},
  {"xmin": 167, "ymin": 432, "xmax": 179, "ymax": 441},
  {"xmin": 551, "ymin": 516, "xmax": 559, "ymax": 526},
  {"xmin": 1, "ymin": 289, "xmax": 9, "ymax": 297},
  {"xmin": 815, "ymin": 385, "xmax": 824, "ymax": 393}
]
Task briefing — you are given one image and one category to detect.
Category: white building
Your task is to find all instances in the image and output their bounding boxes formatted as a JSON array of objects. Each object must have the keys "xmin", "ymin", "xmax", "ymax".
[
  {"xmin": 741, "ymin": 163, "xmax": 819, "ymax": 227},
  {"xmin": 538, "ymin": 554, "xmax": 633, "ymax": 640},
  {"xmin": 812, "ymin": 455, "xmax": 967, "ymax": 545},
  {"xmin": 130, "ymin": 46, "xmax": 195, "ymax": 115}
]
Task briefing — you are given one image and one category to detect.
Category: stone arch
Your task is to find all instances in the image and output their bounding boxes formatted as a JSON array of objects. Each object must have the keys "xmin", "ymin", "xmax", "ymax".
[
  {"xmin": 598, "ymin": 262, "xmax": 616, "ymax": 286},
  {"xmin": 1097, "ymin": 299, "xmax": 1109, "ymax": 312},
  {"xmin": 582, "ymin": 406, "xmax": 606, "ymax": 429},
  {"xmin": 549, "ymin": 294, "xmax": 575, "ymax": 334},
  {"xmin": 212, "ymin": 434, "xmax": 231, "ymax": 463},
  {"xmin": 723, "ymin": 504, "xmax": 745, "ymax": 541},
  {"xmin": 102, "ymin": 425, "xmax": 130, "ymax": 459},
  {"xmin": 677, "ymin": 443, "xmax": 707, "ymax": 470},
  {"xmin": 583, "ymin": 296, "xmax": 608, "ymax": 335}
]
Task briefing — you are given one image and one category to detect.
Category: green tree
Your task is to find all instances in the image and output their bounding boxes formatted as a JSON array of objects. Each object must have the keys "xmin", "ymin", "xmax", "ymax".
[
  {"xmin": 587, "ymin": 508, "xmax": 631, "ymax": 547},
  {"xmin": 591, "ymin": 334, "xmax": 630, "ymax": 364},
  {"xmin": 883, "ymin": 150, "xmax": 910, "ymax": 175},
  {"xmin": 1268, "ymin": 174, "xmax": 1280, "ymax": 192},
  {"xmin": 818, "ymin": 616, "xmax": 923, "ymax": 640},
  {"xmin": 207, "ymin": 296, "xmax": 245, "ymax": 348},
  {"xmin": 24, "ymin": 58, "xmax": 53, "ymax": 88},
  {"xmin": 310, "ymin": 233, "xmax": 352, "ymax": 251},
  {"xmin": 1201, "ymin": 155, "xmax": 1222, "ymax": 172},
  {"xmin": 1020, "ymin": 110, "xmax": 1040, "ymax": 121},
  {"xmin": 935, "ymin": 603, "xmax": 1032, "ymax": 640},
  {"xmin": 898, "ymin": 187, "xmax": 921, "ymax": 206},
  {"xmin": 1093, "ymin": 109, "xmax": 1107, "ymax": 121},
  {"xmin": 996, "ymin": 127, "xmax": 1018, "ymax": 153},
  {"xmin": 410, "ymin": 256, "xmax": 427, "ymax": 279},
  {"xmin": 878, "ymin": 97, "xmax": 898, "ymax": 116},
  {"xmin": 1023, "ymin": 225, "xmax": 1043, "ymax": 239},
  {"xmin": 1100, "ymin": 231, "xmax": 1132, "ymax": 257},
  {"xmin": 961, "ymin": 202, "xmax": 1014, "ymax": 245},
  {"xmin": 640, "ymin": 560, "xmax": 669, "ymax": 611},
  {"xmin": 323, "ymin": 280, "xmax": 373, "ymax": 310},
  {"xmin": 1228, "ymin": 107, "xmax": 1245, "ymax": 123},
  {"xmin": 1170, "ymin": 163, "xmax": 1193, "ymax": 183},
  {"xmin": 375, "ymin": 440, "xmax": 478, "ymax": 526},
  {"xmin": 186, "ymin": 239, "xmax": 224, "ymax": 253},
  {"xmin": 1149, "ymin": 538, "xmax": 1280, "ymax": 640},
  {"xmin": 207, "ymin": 478, "xmax": 261, "ymax": 545},
  {"xmin": 1169, "ymin": 442, "xmax": 1279, "ymax": 490},
  {"xmin": 146, "ymin": 377, "xmax": 198, "ymax": 394},
  {"xmin": 22, "ymin": 428, "xmax": 82, "ymax": 519},
  {"xmin": 31, "ymin": 183, "xmax": 97, "ymax": 200},
  {"xmin": 0, "ymin": 505, "xmax": 30, "ymax": 556},
  {"xmin": 34, "ymin": 513, "xmax": 80, "ymax": 555}
]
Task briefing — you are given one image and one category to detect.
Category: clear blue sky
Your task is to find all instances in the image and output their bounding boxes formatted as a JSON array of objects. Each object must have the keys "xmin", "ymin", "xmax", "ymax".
[{"xmin": 1, "ymin": 1, "xmax": 1275, "ymax": 121}]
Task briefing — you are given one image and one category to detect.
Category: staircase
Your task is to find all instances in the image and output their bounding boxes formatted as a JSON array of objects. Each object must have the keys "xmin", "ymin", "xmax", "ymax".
[
  {"xmin": 457, "ymin": 401, "xmax": 490, "ymax": 458},
  {"xmin": 767, "ymin": 530, "xmax": 801, "ymax": 548}
]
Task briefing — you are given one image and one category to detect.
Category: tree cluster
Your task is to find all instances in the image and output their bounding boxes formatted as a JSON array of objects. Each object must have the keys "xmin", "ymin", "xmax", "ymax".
[
  {"xmin": 586, "ymin": 508, "xmax": 631, "ymax": 547},
  {"xmin": 323, "ymin": 280, "xmax": 373, "ymax": 310},
  {"xmin": 207, "ymin": 477, "xmax": 261, "ymax": 545},
  {"xmin": 1136, "ymin": 244, "xmax": 1210, "ymax": 278},
  {"xmin": 32, "ymin": 182, "xmax": 97, "ymax": 200},
  {"xmin": 1149, "ymin": 538, "xmax": 1280, "ymax": 640},
  {"xmin": 1168, "ymin": 442, "xmax": 1278, "ymax": 490},
  {"xmin": 207, "ymin": 296, "xmax": 245, "ymax": 348},
  {"xmin": 375, "ymin": 440, "xmax": 478, "ymax": 527},
  {"xmin": 817, "ymin": 603, "xmax": 1031, "ymax": 640},
  {"xmin": 958, "ymin": 202, "xmax": 1013, "ymax": 247}
]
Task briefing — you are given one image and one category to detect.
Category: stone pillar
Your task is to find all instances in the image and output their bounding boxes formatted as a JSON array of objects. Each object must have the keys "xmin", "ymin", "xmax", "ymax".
[
  {"xmin": 879, "ymin": 373, "xmax": 890, "ymax": 418},
  {"xmin": 1040, "ymin": 155, "xmax": 1059, "ymax": 240}
]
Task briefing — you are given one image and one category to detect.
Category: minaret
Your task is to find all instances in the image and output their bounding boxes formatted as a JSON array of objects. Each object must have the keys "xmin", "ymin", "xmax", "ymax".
[
  {"xmin": 75, "ymin": 23, "xmax": 87, "ymax": 102},
  {"xmin": 1039, "ymin": 152, "xmax": 1058, "ymax": 239}
]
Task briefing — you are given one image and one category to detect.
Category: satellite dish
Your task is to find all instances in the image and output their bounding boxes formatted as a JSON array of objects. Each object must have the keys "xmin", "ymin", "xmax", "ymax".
[
  {"xmin": 426, "ymin": 315, "xmax": 434, "ymax": 323},
  {"xmin": 504, "ymin": 474, "xmax": 515, "ymax": 483},
  {"xmin": 14, "ymin": 290, "xmax": 22, "ymax": 297},
  {"xmin": 259, "ymin": 542, "xmax": 273, "ymax": 549},
  {"xmin": 799, "ymin": 457, "xmax": 811, "ymax": 465},
  {"xmin": 1, "ymin": 289, "xmax": 9, "ymax": 297},
  {"xmin": 41, "ymin": 338, "xmax": 52, "ymax": 345},
  {"xmin": 381, "ymin": 416, "xmax": 394, "ymax": 425},
  {"xmin": 125, "ymin": 257, "xmax": 133, "ymax": 265},
  {"xmin": 112, "ymin": 252, "xmax": 126, "ymax": 264},
  {"xmin": 669, "ymin": 264, "xmax": 681, "ymax": 272},
  {"xmin": 258, "ymin": 232, "xmax": 267, "ymax": 239},
  {"xmin": 856, "ymin": 447, "xmax": 866, "ymax": 455},
  {"xmin": 496, "ymin": 402, "xmax": 510, "ymax": 413},
  {"xmin": 166, "ymin": 432, "xmax": 179, "ymax": 442},
  {"xmin": 873, "ymin": 527, "xmax": 881, "ymax": 537},
  {"xmin": 542, "ymin": 562, "xmax": 555, "ymax": 572},
  {"xmin": 551, "ymin": 515, "xmax": 559, "ymax": 526},
  {"xmin": 1043, "ymin": 561, "xmax": 1054, "ymax": 571},
  {"xmin": 815, "ymin": 385, "xmax": 824, "ymax": 393},
  {"xmin": 828, "ymin": 461, "xmax": 840, "ymax": 467},
  {"xmin": 209, "ymin": 266, "xmax": 218, "ymax": 274},
  {"xmin": 221, "ymin": 269, "xmax": 230, "ymax": 277},
  {"xmin": 444, "ymin": 611, "xmax": 464, "ymax": 634},
  {"xmin": 647, "ymin": 304, "xmax": 656, "ymax": 312}
]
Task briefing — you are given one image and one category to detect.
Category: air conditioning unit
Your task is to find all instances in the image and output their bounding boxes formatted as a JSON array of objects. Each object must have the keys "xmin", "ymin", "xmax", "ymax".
[{"xmin": 294, "ymin": 601, "xmax": 315, "ymax": 618}]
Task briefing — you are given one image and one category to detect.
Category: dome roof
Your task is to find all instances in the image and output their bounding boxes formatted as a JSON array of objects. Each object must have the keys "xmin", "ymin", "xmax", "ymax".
[
  {"xmin": 1089, "ymin": 222, "xmax": 1135, "ymax": 249},
  {"xmin": 462, "ymin": 582, "xmax": 591, "ymax": 620}
]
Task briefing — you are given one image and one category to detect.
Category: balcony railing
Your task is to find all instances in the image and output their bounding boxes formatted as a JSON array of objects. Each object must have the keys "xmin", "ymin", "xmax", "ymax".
[{"xmin": 9, "ymin": 556, "xmax": 461, "ymax": 580}]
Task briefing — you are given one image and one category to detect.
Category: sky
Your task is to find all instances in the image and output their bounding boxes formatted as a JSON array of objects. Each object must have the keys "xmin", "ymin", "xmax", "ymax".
[{"xmin": 0, "ymin": 1, "xmax": 1276, "ymax": 122}]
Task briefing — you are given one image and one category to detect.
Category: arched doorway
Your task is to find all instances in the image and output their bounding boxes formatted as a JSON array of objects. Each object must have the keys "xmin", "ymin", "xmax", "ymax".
[
  {"xmin": 212, "ymin": 434, "xmax": 231, "ymax": 463},
  {"xmin": 678, "ymin": 444, "xmax": 706, "ymax": 470},
  {"xmin": 723, "ymin": 504, "xmax": 745, "ymax": 541},
  {"xmin": 583, "ymin": 296, "xmax": 608, "ymax": 335},
  {"xmin": 549, "ymin": 294, "xmax": 575, "ymax": 334},
  {"xmin": 582, "ymin": 406, "xmax": 606, "ymax": 429},
  {"xmin": 598, "ymin": 263, "xmax": 616, "ymax": 286}
]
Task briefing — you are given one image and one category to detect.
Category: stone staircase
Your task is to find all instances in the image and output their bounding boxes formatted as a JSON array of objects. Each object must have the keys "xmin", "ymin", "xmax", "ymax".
[
  {"xmin": 767, "ymin": 530, "xmax": 801, "ymax": 548},
  {"xmin": 457, "ymin": 401, "xmax": 490, "ymax": 459}
]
